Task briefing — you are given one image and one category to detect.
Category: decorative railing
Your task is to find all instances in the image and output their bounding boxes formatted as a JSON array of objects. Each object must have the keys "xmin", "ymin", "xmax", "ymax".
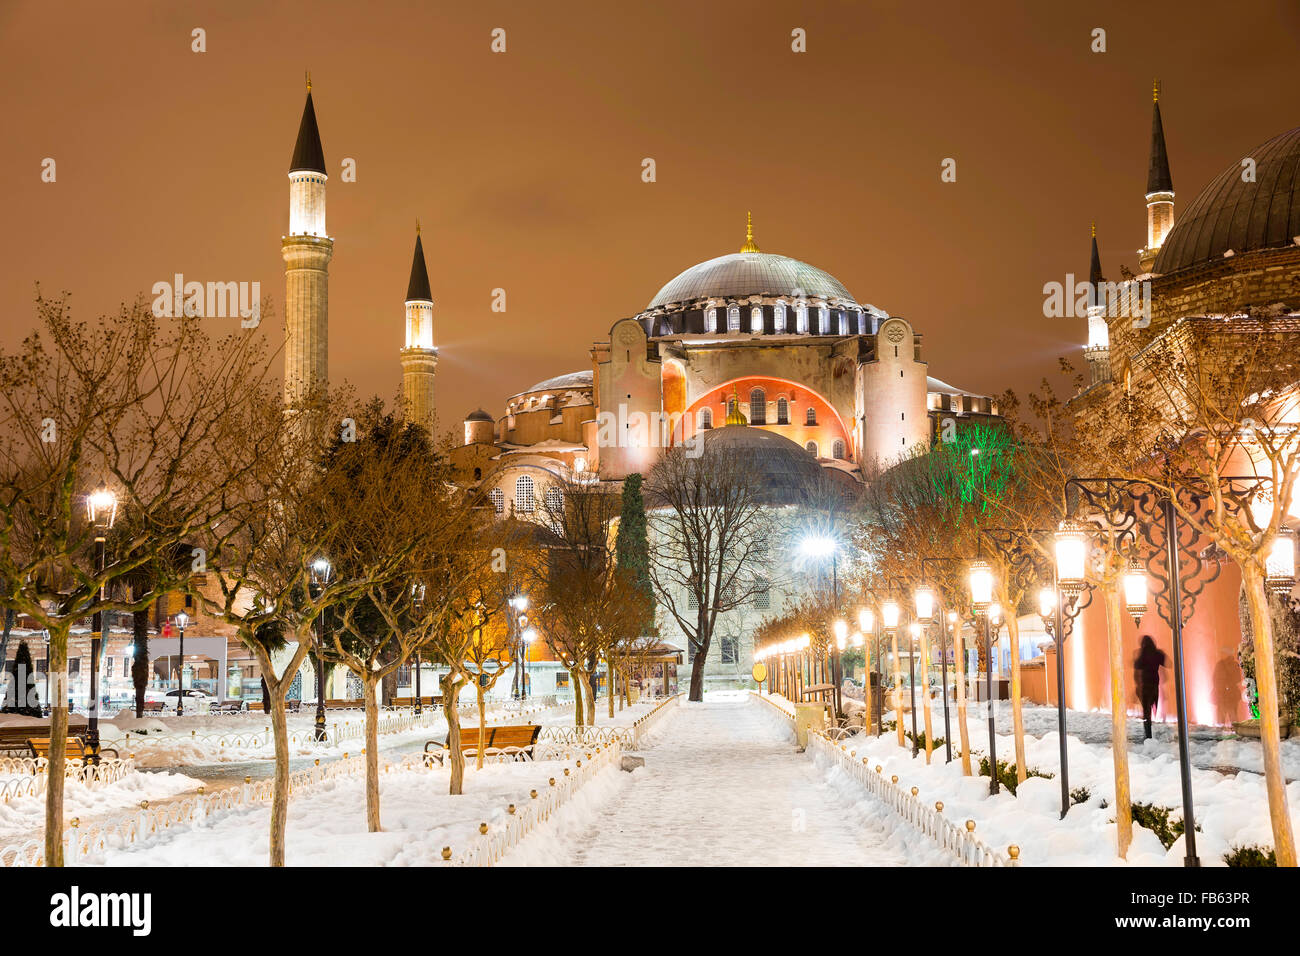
[
  {"xmin": 533, "ymin": 693, "xmax": 680, "ymax": 755},
  {"xmin": 0, "ymin": 757, "xmax": 138, "ymax": 804},
  {"xmin": 807, "ymin": 731, "xmax": 1020, "ymax": 867},
  {"xmin": 434, "ymin": 740, "xmax": 623, "ymax": 867}
]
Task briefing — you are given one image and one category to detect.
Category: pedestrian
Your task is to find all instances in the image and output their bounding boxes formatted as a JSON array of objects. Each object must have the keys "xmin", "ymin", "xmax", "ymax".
[{"xmin": 1134, "ymin": 635, "xmax": 1167, "ymax": 740}]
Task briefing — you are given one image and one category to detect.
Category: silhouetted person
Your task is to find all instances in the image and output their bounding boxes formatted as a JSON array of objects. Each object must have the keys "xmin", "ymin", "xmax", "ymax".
[{"xmin": 1134, "ymin": 635, "xmax": 1167, "ymax": 740}]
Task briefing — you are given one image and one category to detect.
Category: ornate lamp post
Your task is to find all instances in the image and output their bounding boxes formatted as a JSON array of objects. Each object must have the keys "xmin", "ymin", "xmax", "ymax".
[
  {"xmin": 858, "ymin": 607, "xmax": 879, "ymax": 736},
  {"xmin": 881, "ymin": 599, "xmax": 902, "ymax": 748},
  {"xmin": 174, "ymin": 611, "xmax": 189, "ymax": 716},
  {"xmin": 310, "ymin": 556, "xmax": 332, "ymax": 742},
  {"xmin": 411, "ymin": 582, "xmax": 427, "ymax": 714},
  {"xmin": 86, "ymin": 481, "xmax": 117, "ymax": 756},
  {"xmin": 906, "ymin": 621, "xmax": 922, "ymax": 756},
  {"xmin": 913, "ymin": 585, "xmax": 936, "ymax": 761},
  {"xmin": 968, "ymin": 559, "xmax": 999, "ymax": 794},
  {"xmin": 510, "ymin": 594, "xmax": 530, "ymax": 700},
  {"xmin": 521, "ymin": 627, "xmax": 537, "ymax": 698}
]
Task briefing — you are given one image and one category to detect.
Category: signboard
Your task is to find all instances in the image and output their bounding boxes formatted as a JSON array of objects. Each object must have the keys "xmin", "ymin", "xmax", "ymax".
[{"xmin": 751, "ymin": 662, "xmax": 768, "ymax": 684}]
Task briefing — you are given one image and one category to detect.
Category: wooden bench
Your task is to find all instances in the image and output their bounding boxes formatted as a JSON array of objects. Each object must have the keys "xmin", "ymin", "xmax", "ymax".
[
  {"xmin": 390, "ymin": 695, "xmax": 443, "ymax": 708},
  {"xmin": 324, "ymin": 699, "xmax": 363, "ymax": 710},
  {"xmin": 424, "ymin": 724, "xmax": 542, "ymax": 763},
  {"xmin": 142, "ymin": 700, "xmax": 165, "ymax": 714},
  {"xmin": 800, "ymin": 682, "xmax": 837, "ymax": 702},
  {"xmin": 27, "ymin": 737, "xmax": 118, "ymax": 762},
  {"xmin": 0, "ymin": 724, "xmax": 88, "ymax": 754}
]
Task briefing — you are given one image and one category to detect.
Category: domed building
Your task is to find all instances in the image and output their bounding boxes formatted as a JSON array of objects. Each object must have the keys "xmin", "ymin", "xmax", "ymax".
[{"xmin": 1069, "ymin": 86, "xmax": 1300, "ymax": 727}]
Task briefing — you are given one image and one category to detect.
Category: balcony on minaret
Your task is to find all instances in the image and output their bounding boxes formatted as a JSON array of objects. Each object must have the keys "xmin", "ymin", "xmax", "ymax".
[{"xmin": 288, "ymin": 172, "xmax": 327, "ymax": 238}]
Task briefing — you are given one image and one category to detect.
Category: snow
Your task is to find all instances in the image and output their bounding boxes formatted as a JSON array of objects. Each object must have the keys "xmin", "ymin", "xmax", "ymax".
[
  {"xmin": 502, "ymin": 690, "xmax": 910, "ymax": 866},
  {"xmin": 0, "ymin": 768, "xmax": 201, "ymax": 844},
  {"xmin": 838, "ymin": 697, "xmax": 1300, "ymax": 865}
]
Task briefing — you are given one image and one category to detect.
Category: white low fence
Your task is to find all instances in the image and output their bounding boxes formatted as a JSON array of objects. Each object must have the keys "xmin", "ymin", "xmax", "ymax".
[
  {"xmin": 535, "ymin": 694, "xmax": 680, "ymax": 755},
  {"xmin": 422, "ymin": 740, "xmax": 624, "ymax": 867},
  {"xmin": 754, "ymin": 691, "xmax": 1019, "ymax": 868},
  {"xmin": 0, "ymin": 757, "xmax": 137, "ymax": 805}
]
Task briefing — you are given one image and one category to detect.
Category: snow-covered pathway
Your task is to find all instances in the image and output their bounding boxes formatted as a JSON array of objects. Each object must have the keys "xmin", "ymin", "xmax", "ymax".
[{"xmin": 534, "ymin": 692, "xmax": 908, "ymax": 866}]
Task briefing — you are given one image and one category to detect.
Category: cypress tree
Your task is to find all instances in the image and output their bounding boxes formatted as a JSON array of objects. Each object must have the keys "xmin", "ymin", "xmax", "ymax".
[
  {"xmin": 615, "ymin": 473, "xmax": 655, "ymax": 624},
  {"xmin": 9, "ymin": 640, "xmax": 41, "ymax": 716}
]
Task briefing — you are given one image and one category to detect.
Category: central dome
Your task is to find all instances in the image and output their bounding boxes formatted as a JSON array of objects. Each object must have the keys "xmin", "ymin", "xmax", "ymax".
[
  {"xmin": 647, "ymin": 252, "xmax": 858, "ymax": 310},
  {"xmin": 695, "ymin": 424, "xmax": 830, "ymax": 505},
  {"xmin": 1154, "ymin": 126, "xmax": 1300, "ymax": 275}
]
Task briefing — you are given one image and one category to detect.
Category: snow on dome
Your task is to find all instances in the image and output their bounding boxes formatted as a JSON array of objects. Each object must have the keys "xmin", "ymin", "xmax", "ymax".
[
  {"xmin": 647, "ymin": 252, "xmax": 859, "ymax": 309},
  {"xmin": 512, "ymin": 370, "xmax": 594, "ymax": 398}
]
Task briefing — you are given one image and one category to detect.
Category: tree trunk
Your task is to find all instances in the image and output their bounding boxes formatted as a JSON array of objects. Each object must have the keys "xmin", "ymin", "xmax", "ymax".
[
  {"xmin": 43, "ymin": 633, "xmax": 68, "ymax": 867},
  {"xmin": 131, "ymin": 606, "xmax": 149, "ymax": 718},
  {"xmin": 363, "ymin": 676, "xmax": 381, "ymax": 832},
  {"xmin": 572, "ymin": 669, "xmax": 585, "ymax": 727},
  {"xmin": 1103, "ymin": 581, "xmax": 1133, "ymax": 859},
  {"xmin": 443, "ymin": 686, "xmax": 465, "ymax": 795},
  {"xmin": 1006, "ymin": 610, "xmax": 1027, "ymax": 783},
  {"xmin": 688, "ymin": 649, "xmax": 707, "ymax": 702},
  {"xmin": 891, "ymin": 630, "xmax": 904, "ymax": 749},
  {"xmin": 580, "ymin": 671, "xmax": 596, "ymax": 726},
  {"xmin": 607, "ymin": 659, "xmax": 616, "ymax": 718},
  {"xmin": 863, "ymin": 643, "xmax": 874, "ymax": 736},
  {"xmin": 954, "ymin": 628, "xmax": 972, "ymax": 775},
  {"xmin": 0, "ymin": 609, "xmax": 13, "ymax": 691},
  {"xmin": 1241, "ymin": 564, "xmax": 1297, "ymax": 866},
  {"xmin": 475, "ymin": 685, "xmax": 487, "ymax": 771},
  {"xmin": 268, "ymin": 686, "xmax": 290, "ymax": 866}
]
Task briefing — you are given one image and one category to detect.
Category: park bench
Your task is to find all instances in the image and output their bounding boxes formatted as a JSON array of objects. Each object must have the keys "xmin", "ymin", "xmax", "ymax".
[
  {"xmin": 215, "ymin": 700, "xmax": 245, "ymax": 713},
  {"xmin": 27, "ymin": 736, "xmax": 118, "ymax": 762},
  {"xmin": 0, "ymin": 724, "xmax": 88, "ymax": 754},
  {"xmin": 390, "ymin": 695, "xmax": 443, "ymax": 708},
  {"xmin": 800, "ymin": 683, "xmax": 836, "ymax": 703},
  {"xmin": 423, "ymin": 724, "xmax": 542, "ymax": 764},
  {"xmin": 142, "ymin": 700, "xmax": 165, "ymax": 714},
  {"xmin": 324, "ymin": 699, "xmax": 363, "ymax": 710}
]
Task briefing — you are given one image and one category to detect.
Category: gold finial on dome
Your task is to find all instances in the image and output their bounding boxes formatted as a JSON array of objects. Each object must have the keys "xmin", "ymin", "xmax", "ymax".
[
  {"xmin": 1091, "ymin": 221, "xmax": 1096, "ymax": 238},
  {"xmin": 1152, "ymin": 78, "xmax": 1159, "ymax": 103},
  {"xmin": 416, "ymin": 218, "xmax": 421, "ymax": 235},
  {"xmin": 724, "ymin": 386, "xmax": 748, "ymax": 426},
  {"xmin": 306, "ymin": 70, "xmax": 312, "ymax": 93},
  {"xmin": 739, "ymin": 211, "xmax": 760, "ymax": 254}
]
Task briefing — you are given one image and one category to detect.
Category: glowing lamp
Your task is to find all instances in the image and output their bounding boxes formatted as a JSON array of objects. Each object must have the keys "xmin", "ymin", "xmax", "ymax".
[
  {"xmin": 851, "ymin": 632, "xmax": 864, "ymax": 648},
  {"xmin": 522, "ymin": 628, "xmax": 537, "ymax": 644},
  {"xmin": 881, "ymin": 600, "xmax": 900, "ymax": 630},
  {"xmin": 1054, "ymin": 520, "xmax": 1088, "ymax": 595},
  {"xmin": 833, "ymin": 619, "xmax": 848, "ymax": 642},
  {"xmin": 310, "ymin": 556, "xmax": 332, "ymax": 585},
  {"xmin": 1038, "ymin": 586, "xmax": 1056, "ymax": 619},
  {"xmin": 1266, "ymin": 528, "xmax": 1296, "ymax": 594},
  {"xmin": 859, "ymin": 608, "xmax": 874, "ymax": 632},
  {"xmin": 1123, "ymin": 561, "xmax": 1148, "ymax": 621},
  {"xmin": 968, "ymin": 560, "xmax": 993, "ymax": 612},
  {"xmin": 914, "ymin": 585, "xmax": 935, "ymax": 622},
  {"xmin": 86, "ymin": 481, "xmax": 118, "ymax": 530},
  {"xmin": 908, "ymin": 621, "xmax": 921, "ymax": 639},
  {"xmin": 989, "ymin": 602, "xmax": 1002, "ymax": 626},
  {"xmin": 176, "ymin": 611, "xmax": 189, "ymax": 630}
]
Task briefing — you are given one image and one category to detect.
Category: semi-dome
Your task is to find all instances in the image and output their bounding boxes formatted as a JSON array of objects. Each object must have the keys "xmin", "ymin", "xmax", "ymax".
[
  {"xmin": 694, "ymin": 423, "xmax": 832, "ymax": 505},
  {"xmin": 511, "ymin": 370, "xmax": 593, "ymax": 398},
  {"xmin": 464, "ymin": 408, "xmax": 493, "ymax": 422},
  {"xmin": 1154, "ymin": 126, "xmax": 1300, "ymax": 275},
  {"xmin": 648, "ymin": 252, "xmax": 858, "ymax": 309}
]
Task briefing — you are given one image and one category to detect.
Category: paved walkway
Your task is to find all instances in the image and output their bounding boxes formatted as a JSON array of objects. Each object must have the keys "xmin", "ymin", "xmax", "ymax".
[{"xmin": 558, "ymin": 693, "xmax": 906, "ymax": 866}]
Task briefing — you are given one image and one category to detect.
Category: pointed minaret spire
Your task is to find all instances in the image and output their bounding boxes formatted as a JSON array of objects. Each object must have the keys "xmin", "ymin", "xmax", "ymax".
[
  {"xmin": 1147, "ymin": 81, "xmax": 1173, "ymax": 194},
  {"xmin": 1089, "ymin": 222, "xmax": 1105, "ymax": 288},
  {"xmin": 1085, "ymin": 224, "xmax": 1111, "ymax": 387},
  {"xmin": 400, "ymin": 222, "xmax": 438, "ymax": 433},
  {"xmin": 289, "ymin": 81, "xmax": 326, "ymax": 174},
  {"xmin": 739, "ymin": 211, "xmax": 760, "ymax": 253},
  {"xmin": 1139, "ymin": 81, "xmax": 1175, "ymax": 272},
  {"xmin": 406, "ymin": 223, "xmax": 433, "ymax": 302}
]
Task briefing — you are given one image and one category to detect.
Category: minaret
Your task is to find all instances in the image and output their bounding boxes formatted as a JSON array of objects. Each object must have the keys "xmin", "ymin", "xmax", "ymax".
[
  {"xmin": 400, "ymin": 222, "xmax": 438, "ymax": 433},
  {"xmin": 1138, "ymin": 80, "xmax": 1175, "ymax": 273},
  {"xmin": 1084, "ymin": 224, "xmax": 1111, "ymax": 386},
  {"xmin": 282, "ymin": 74, "xmax": 333, "ymax": 411}
]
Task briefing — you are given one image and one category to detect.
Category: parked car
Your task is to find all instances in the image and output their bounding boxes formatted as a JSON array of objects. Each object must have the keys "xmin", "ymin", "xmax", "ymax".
[{"xmin": 144, "ymin": 688, "xmax": 217, "ymax": 712}]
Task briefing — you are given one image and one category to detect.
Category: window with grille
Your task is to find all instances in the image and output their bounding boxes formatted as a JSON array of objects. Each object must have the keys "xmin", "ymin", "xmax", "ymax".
[
  {"xmin": 777, "ymin": 397, "xmax": 789, "ymax": 424},
  {"xmin": 805, "ymin": 440, "xmax": 818, "ymax": 456},
  {"xmin": 727, "ymin": 306, "xmax": 740, "ymax": 331},
  {"xmin": 750, "ymin": 306, "xmax": 763, "ymax": 333},
  {"xmin": 832, "ymin": 439, "xmax": 845, "ymax": 459},
  {"xmin": 544, "ymin": 486, "xmax": 563, "ymax": 514},
  {"xmin": 489, "ymin": 488, "xmax": 504, "ymax": 514},
  {"xmin": 687, "ymin": 590, "xmax": 698, "ymax": 610},
  {"xmin": 806, "ymin": 406, "xmax": 817, "ymax": 426},
  {"xmin": 700, "ymin": 407, "xmax": 712, "ymax": 429},
  {"xmin": 749, "ymin": 388, "xmax": 766, "ymax": 424},
  {"xmin": 773, "ymin": 303, "xmax": 786, "ymax": 333},
  {"xmin": 515, "ymin": 475, "xmax": 536, "ymax": 513},
  {"xmin": 753, "ymin": 576, "xmax": 770, "ymax": 609},
  {"xmin": 720, "ymin": 636, "xmax": 738, "ymax": 664}
]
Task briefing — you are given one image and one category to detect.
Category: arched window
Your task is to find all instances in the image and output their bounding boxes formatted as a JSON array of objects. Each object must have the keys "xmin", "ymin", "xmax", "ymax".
[
  {"xmin": 699, "ymin": 407, "xmax": 713, "ymax": 430},
  {"xmin": 773, "ymin": 303, "xmax": 786, "ymax": 333},
  {"xmin": 727, "ymin": 306, "xmax": 740, "ymax": 332},
  {"xmin": 749, "ymin": 388, "xmax": 766, "ymax": 424},
  {"xmin": 818, "ymin": 306, "xmax": 829, "ymax": 334},
  {"xmin": 705, "ymin": 308, "xmax": 717, "ymax": 333},
  {"xmin": 777, "ymin": 397, "xmax": 789, "ymax": 424},
  {"xmin": 750, "ymin": 306, "xmax": 763, "ymax": 333},
  {"xmin": 489, "ymin": 488, "xmax": 505, "ymax": 515},
  {"xmin": 544, "ymin": 485, "xmax": 564, "ymax": 515},
  {"xmin": 805, "ymin": 440, "xmax": 818, "ymax": 457},
  {"xmin": 806, "ymin": 406, "xmax": 817, "ymax": 426},
  {"xmin": 796, "ymin": 304, "xmax": 809, "ymax": 334},
  {"xmin": 832, "ymin": 439, "xmax": 845, "ymax": 460},
  {"xmin": 473, "ymin": 467, "xmax": 482, "ymax": 481},
  {"xmin": 838, "ymin": 311, "xmax": 848, "ymax": 335},
  {"xmin": 515, "ymin": 475, "xmax": 535, "ymax": 513}
]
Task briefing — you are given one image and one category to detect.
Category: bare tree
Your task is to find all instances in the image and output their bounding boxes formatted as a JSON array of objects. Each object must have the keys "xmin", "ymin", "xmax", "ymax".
[{"xmin": 646, "ymin": 443, "xmax": 772, "ymax": 702}]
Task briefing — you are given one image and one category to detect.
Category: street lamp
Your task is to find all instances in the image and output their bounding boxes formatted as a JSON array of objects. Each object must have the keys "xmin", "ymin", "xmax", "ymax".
[
  {"xmin": 1054, "ymin": 520, "xmax": 1088, "ymax": 595},
  {"xmin": 967, "ymin": 559, "xmax": 999, "ymax": 794},
  {"xmin": 1123, "ymin": 561, "xmax": 1149, "ymax": 622},
  {"xmin": 907, "ymin": 621, "xmax": 921, "ymax": 756},
  {"xmin": 411, "ymin": 582, "xmax": 426, "ymax": 714},
  {"xmin": 174, "ymin": 611, "xmax": 189, "ymax": 716},
  {"xmin": 859, "ymin": 607, "xmax": 880, "ymax": 736},
  {"xmin": 1266, "ymin": 527, "xmax": 1296, "ymax": 593},
  {"xmin": 521, "ymin": 627, "xmax": 537, "ymax": 699},
  {"xmin": 86, "ymin": 481, "xmax": 117, "ymax": 756},
  {"xmin": 510, "ymin": 594, "xmax": 530, "ymax": 699},
  {"xmin": 880, "ymin": 600, "xmax": 903, "ymax": 747},
  {"xmin": 310, "ymin": 556, "xmax": 332, "ymax": 742}
]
